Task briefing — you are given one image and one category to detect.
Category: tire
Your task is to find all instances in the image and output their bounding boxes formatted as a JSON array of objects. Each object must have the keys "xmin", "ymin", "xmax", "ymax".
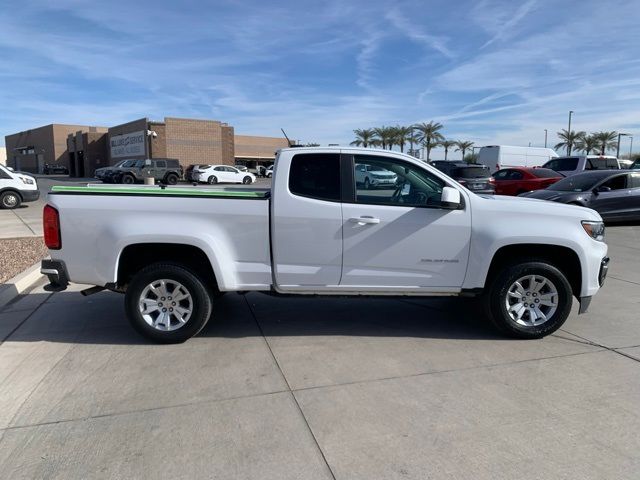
[
  {"xmin": 165, "ymin": 173, "xmax": 179, "ymax": 185},
  {"xmin": 122, "ymin": 174, "xmax": 135, "ymax": 185},
  {"xmin": 364, "ymin": 177, "xmax": 371, "ymax": 190},
  {"xmin": 125, "ymin": 263, "xmax": 213, "ymax": 343},
  {"xmin": 0, "ymin": 191, "xmax": 21, "ymax": 209},
  {"xmin": 242, "ymin": 176, "xmax": 252, "ymax": 185},
  {"xmin": 207, "ymin": 175, "xmax": 218, "ymax": 185},
  {"xmin": 483, "ymin": 260, "xmax": 573, "ymax": 339}
]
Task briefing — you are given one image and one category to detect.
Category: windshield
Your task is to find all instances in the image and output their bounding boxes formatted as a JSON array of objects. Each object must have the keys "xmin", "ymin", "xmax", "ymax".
[
  {"xmin": 547, "ymin": 174, "xmax": 601, "ymax": 192},
  {"xmin": 532, "ymin": 168, "xmax": 561, "ymax": 178},
  {"xmin": 453, "ymin": 166, "xmax": 489, "ymax": 178}
]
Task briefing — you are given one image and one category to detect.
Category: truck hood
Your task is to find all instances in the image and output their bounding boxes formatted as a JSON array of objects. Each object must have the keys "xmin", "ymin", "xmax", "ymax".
[{"xmin": 477, "ymin": 192, "xmax": 601, "ymax": 221}]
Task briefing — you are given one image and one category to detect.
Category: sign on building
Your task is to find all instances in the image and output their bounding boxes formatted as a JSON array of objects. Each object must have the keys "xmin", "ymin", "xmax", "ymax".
[{"xmin": 110, "ymin": 131, "xmax": 146, "ymax": 158}]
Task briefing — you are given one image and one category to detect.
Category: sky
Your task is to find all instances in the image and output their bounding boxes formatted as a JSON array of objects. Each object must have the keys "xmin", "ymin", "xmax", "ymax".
[{"xmin": 1, "ymin": 0, "xmax": 639, "ymax": 158}]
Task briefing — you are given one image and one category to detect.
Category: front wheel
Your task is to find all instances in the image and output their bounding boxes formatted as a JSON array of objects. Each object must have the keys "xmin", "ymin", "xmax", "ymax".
[
  {"xmin": 122, "ymin": 174, "xmax": 135, "ymax": 185},
  {"xmin": 483, "ymin": 261, "xmax": 573, "ymax": 339},
  {"xmin": 0, "ymin": 191, "xmax": 21, "ymax": 209},
  {"xmin": 125, "ymin": 263, "xmax": 213, "ymax": 343},
  {"xmin": 242, "ymin": 176, "xmax": 252, "ymax": 184}
]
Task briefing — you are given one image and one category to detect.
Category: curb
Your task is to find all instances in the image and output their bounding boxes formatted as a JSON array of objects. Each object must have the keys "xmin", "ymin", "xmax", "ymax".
[{"xmin": 0, "ymin": 261, "xmax": 44, "ymax": 308}]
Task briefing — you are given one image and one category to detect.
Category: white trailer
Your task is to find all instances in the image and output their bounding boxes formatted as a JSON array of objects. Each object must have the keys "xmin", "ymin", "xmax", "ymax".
[{"xmin": 478, "ymin": 146, "xmax": 558, "ymax": 173}]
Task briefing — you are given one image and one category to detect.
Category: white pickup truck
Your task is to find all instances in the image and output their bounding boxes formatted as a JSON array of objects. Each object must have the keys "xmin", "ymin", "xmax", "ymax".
[{"xmin": 41, "ymin": 147, "xmax": 609, "ymax": 343}]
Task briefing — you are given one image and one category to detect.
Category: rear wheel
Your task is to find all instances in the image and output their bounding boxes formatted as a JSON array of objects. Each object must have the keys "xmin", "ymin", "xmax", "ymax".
[
  {"xmin": 242, "ymin": 176, "xmax": 252, "ymax": 184},
  {"xmin": 125, "ymin": 263, "xmax": 213, "ymax": 343},
  {"xmin": 483, "ymin": 261, "xmax": 572, "ymax": 339},
  {"xmin": 122, "ymin": 174, "xmax": 135, "ymax": 185},
  {"xmin": 165, "ymin": 173, "xmax": 179, "ymax": 185},
  {"xmin": 0, "ymin": 191, "xmax": 21, "ymax": 209},
  {"xmin": 207, "ymin": 175, "xmax": 218, "ymax": 185}
]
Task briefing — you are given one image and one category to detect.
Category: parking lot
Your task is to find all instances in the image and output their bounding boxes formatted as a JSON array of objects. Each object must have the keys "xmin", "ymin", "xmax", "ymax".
[{"xmin": 0, "ymin": 199, "xmax": 639, "ymax": 478}]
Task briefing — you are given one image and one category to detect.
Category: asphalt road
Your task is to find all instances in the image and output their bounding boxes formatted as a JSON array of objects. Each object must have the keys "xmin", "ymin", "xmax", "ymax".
[{"xmin": 0, "ymin": 223, "xmax": 639, "ymax": 479}]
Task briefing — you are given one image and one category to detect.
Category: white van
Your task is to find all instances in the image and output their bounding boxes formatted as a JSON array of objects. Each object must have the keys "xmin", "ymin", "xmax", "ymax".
[
  {"xmin": 0, "ymin": 165, "xmax": 40, "ymax": 209},
  {"xmin": 478, "ymin": 146, "xmax": 559, "ymax": 173}
]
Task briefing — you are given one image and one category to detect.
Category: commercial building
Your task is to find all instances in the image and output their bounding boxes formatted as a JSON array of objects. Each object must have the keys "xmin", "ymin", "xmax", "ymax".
[
  {"xmin": 5, "ymin": 124, "xmax": 107, "ymax": 174},
  {"xmin": 0, "ymin": 147, "xmax": 6, "ymax": 166},
  {"xmin": 4, "ymin": 117, "xmax": 288, "ymax": 175}
]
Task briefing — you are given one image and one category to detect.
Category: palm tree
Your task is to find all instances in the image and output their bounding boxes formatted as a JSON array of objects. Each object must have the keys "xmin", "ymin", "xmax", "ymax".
[
  {"xmin": 554, "ymin": 129, "xmax": 585, "ymax": 155},
  {"xmin": 592, "ymin": 131, "xmax": 618, "ymax": 155},
  {"xmin": 407, "ymin": 132, "xmax": 421, "ymax": 157},
  {"xmin": 575, "ymin": 134, "xmax": 600, "ymax": 155},
  {"xmin": 350, "ymin": 128, "xmax": 375, "ymax": 148},
  {"xmin": 393, "ymin": 126, "xmax": 413, "ymax": 153},
  {"xmin": 414, "ymin": 121, "xmax": 444, "ymax": 161},
  {"xmin": 439, "ymin": 139, "xmax": 456, "ymax": 160},
  {"xmin": 373, "ymin": 126, "xmax": 396, "ymax": 150},
  {"xmin": 454, "ymin": 140, "xmax": 474, "ymax": 161}
]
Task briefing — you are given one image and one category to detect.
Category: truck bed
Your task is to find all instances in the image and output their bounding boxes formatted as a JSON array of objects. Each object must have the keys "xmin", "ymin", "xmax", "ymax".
[{"xmin": 47, "ymin": 184, "xmax": 273, "ymax": 290}]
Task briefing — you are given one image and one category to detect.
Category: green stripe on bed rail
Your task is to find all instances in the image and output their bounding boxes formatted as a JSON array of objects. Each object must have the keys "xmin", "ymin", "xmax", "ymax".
[{"xmin": 50, "ymin": 185, "xmax": 269, "ymax": 198}]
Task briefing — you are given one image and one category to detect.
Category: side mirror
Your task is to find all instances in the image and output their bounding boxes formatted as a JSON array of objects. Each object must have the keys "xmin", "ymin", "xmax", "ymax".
[
  {"xmin": 441, "ymin": 186, "xmax": 462, "ymax": 209},
  {"xmin": 594, "ymin": 185, "xmax": 611, "ymax": 194}
]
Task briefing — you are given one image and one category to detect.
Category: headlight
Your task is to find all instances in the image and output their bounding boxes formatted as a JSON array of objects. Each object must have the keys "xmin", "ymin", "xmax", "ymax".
[
  {"xmin": 20, "ymin": 177, "xmax": 35, "ymax": 185},
  {"xmin": 582, "ymin": 221, "xmax": 605, "ymax": 242}
]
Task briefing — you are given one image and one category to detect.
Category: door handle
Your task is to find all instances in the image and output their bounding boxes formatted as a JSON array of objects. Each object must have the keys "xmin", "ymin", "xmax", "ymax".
[{"xmin": 349, "ymin": 216, "xmax": 380, "ymax": 225}]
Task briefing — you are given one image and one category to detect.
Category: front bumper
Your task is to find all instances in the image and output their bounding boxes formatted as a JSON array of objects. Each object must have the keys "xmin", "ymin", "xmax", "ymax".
[
  {"xmin": 578, "ymin": 256, "xmax": 610, "ymax": 314},
  {"xmin": 21, "ymin": 189, "xmax": 40, "ymax": 202},
  {"xmin": 41, "ymin": 259, "xmax": 69, "ymax": 292}
]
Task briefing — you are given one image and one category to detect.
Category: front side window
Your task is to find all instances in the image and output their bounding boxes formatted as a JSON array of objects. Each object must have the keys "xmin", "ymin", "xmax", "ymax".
[
  {"xmin": 289, "ymin": 153, "xmax": 340, "ymax": 201},
  {"xmin": 546, "ymin": 158, "xmax": 579, "ymax": 171},
  {"xmin": 600, "ymin": 175, "xmax": 628, "ymax": 190},
  {"xmin": 353, "ymin": 155, "xmax": 444, "ymax": 207},
  {"xmin": 155, "ymin": 160, "xmax": 167, "ymax": 168},
  {"xmin": 587, "ymin": 158, "xmax": 609, "ymax": 170}
]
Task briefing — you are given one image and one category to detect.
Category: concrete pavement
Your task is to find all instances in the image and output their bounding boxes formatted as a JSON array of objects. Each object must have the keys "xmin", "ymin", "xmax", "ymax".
[{"xmin": 0, "ymin": 225, "xmax": 638, "ymax": 479}]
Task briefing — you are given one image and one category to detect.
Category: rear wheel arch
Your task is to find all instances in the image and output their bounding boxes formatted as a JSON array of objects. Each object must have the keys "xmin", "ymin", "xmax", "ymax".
[
  {"xmin": 484, "ymin": 244, "xmax": 582, "ymax": 299},
  {"xmin": 116, "ymin": 243, "xmax": 220, "ymax": 294}
]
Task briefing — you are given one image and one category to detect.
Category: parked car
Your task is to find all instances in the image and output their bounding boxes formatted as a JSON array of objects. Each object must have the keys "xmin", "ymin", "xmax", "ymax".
[
  {"xmin": 519, "ymin": 170, "xmax": 640, "ymax": 221},
  {"xmin": 41, "ymin": 147, "xmax": 608, "ymax": 343},
  {"xmin": 477, "ymin": 145, "xmax": 558, "ymax": 173},
  {"xmin": 542, "ymin": 155, "xmax": 620, "ymax": 177},
  {"xmin": 0, "ymin": 164, "xmax": 39, "ymax": 209},
  {"xmin": 265, "ymin": 165, "xmax": 274, "ymax": 178},
  {"xmin": 629, "ymin": 159, "xmax": 640, "ymax": 170},
  {"xmin": 194, "ymin": 165, "xmax": 256, "ymax": 184},
  {"xmin": 354, "ymin": 163, "xmax": 398, "ymax": 189},
  {"xmin": 491, "ymin": 167, "xmax": 563, "ymax": 196},
  {"xmin": 43, "ymin": 163, "xmax": 69, "ymax": 175},
  {"xmin": 431, "ymin": 161, "xmax": 494, "ymax": 194},
  {"xmin": 234, "ymin": 165, "xmax": 249, "ymax": 172},
  {"xmin": 98, "ymin": 158, "xmax": 182, "ymax": 185},
  {"xmin": 618, "ymin": 159, "xmax": 634, "ymax": 169}
]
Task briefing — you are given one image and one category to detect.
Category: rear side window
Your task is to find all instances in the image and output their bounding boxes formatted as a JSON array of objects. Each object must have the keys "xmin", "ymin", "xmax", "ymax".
[
  {"xmin": 155, "ymin": 160, "xmax": 167, "ymax": 168},
  {"xmin": 586, "ymin": 158, "xmax": 608, "ymax": 170},
  {"xmin": 289, "ymin": 153, "xmax": 340, "ymax": 201},
  {"xmin": 546, "ymin": 158, "xmax": 578, "ymax": 171}
]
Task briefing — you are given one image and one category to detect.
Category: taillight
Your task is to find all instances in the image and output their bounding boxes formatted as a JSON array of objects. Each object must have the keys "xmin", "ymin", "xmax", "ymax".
[{"xmin": 43, "ymin": 205, "xmax": 61, "ymax": 250}]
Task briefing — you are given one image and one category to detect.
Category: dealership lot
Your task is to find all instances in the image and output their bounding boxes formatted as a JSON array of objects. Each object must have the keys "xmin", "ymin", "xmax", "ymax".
[{"xmin": 0, "ymin": 221, "xmax": 638, "ymax": 478}]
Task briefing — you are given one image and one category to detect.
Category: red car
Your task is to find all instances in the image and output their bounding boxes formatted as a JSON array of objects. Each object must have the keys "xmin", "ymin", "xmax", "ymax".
[{"xmin": 491, "ymin": 167, "xmax": 563, "ymax": 196}]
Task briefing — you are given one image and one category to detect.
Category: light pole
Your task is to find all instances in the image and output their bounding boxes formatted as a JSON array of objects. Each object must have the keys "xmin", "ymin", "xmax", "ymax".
[
  {"xmin": 616, "ymin": 133, "xmax": 630, "ymax": 158},
  {"xmin": 630, "ymin": 136, "xmax": 634, "ymax": 157},
  {"xmin": 567, "ymin": 111, "xmax": 574, "ymax": 155},
  {"xmin": 544, "ymin": 129, "xmax": 548, "ymax": 148}
]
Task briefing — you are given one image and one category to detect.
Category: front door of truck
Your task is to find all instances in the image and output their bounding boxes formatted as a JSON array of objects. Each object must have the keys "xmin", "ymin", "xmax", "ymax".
[{"xmin": 340, "ymin": 154, "xmax": 471, "ymax": 289}]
